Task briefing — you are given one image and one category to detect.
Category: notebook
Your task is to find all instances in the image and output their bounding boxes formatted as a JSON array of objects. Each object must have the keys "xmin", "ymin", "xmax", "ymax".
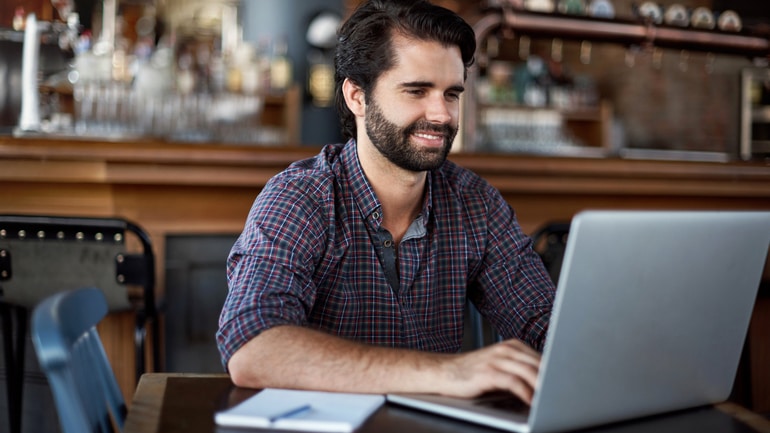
[
  {"xmin": 387, "ymin": 210, "xmax": 770, "ymax": 433},
  {"xmin": 215, "ymin": 388, "xmax": 385, "ymax": 432}
]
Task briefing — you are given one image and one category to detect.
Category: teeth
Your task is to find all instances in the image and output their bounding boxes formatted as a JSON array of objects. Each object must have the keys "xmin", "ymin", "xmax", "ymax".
[{"xmin": 415, "ymin": 133, "xmax": 441, "ymax": 140}]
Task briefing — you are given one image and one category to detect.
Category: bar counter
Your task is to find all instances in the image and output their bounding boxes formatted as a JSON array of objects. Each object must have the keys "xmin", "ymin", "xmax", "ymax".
[
  {"xmin": 3, "ymin": 137, "xmax": 769, "ymax": 232},
  {"xmin": 1, "ymin": 135, "xmax": 769, "ymax": 411}
]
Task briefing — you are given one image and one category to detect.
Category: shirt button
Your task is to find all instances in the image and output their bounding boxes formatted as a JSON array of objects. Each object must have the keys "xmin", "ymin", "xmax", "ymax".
[
  {"xmin": 383, "ymin": 240, "xmax": 392, "ymax": 248},
  {"xmin": 372, "ymin": 212, "xmax": 380, "ymax": 220}
]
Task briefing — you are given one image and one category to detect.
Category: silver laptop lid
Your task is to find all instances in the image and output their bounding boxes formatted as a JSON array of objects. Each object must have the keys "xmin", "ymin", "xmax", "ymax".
[{"xmin": 530, "ymin": 210, "xmax": 770, "ymax": 433}]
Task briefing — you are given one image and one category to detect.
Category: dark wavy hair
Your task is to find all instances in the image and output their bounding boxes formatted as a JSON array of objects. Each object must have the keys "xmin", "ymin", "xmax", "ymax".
[{"xmin": 334, "ymin": 0, "xmax": 476, "ymax": 140}]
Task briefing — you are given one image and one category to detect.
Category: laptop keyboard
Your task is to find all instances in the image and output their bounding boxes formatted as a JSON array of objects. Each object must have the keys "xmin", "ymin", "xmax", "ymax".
[{"xmin": 473, "ymin": 391, "xmax": 529, "ymax": 413}]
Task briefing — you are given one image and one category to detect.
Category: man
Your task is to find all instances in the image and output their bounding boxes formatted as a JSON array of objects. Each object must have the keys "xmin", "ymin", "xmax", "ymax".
[{"xmin": 217, "ymin": 0, "xmax": 555, "ymax": 404}]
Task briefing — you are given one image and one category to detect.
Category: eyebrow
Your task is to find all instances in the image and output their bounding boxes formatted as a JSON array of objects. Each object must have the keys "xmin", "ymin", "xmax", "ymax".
[{"xmin": 399, "ymin": 81, "xmax": 466, "ymax": 94}]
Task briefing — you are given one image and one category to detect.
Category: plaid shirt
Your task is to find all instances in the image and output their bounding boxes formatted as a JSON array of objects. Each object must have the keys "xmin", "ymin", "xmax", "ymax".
[{"xmin": 217, "ymin": 140, "xmax": 555, "ymax": 367}]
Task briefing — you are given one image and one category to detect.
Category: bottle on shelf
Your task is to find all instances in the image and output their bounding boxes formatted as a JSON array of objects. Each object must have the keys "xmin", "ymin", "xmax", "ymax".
[{"xmin": 269, "ymin": 35, "xmax": 293, "ymax": 93}]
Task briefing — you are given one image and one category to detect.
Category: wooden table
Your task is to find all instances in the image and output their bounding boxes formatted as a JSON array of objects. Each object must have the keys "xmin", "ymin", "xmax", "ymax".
[{"xmin": 125, "ymin": 373, "xmax": 770, "ymax": 433}]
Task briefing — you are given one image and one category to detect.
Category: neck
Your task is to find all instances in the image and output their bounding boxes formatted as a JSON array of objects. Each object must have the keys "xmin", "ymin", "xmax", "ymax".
[{"xmin": 357, "ymin": 139, "xmax": 426, "ymax": 243}]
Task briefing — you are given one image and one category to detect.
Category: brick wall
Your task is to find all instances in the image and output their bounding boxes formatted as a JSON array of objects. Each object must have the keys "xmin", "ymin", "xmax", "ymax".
[{"xmin": 578, "ymin": 0, "xmax": 753, "ymax": 154}]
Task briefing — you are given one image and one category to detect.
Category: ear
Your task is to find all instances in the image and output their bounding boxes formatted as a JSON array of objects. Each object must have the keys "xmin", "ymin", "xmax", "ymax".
[{"xmin": 342, "ymin": 78, "xmax": 366, "ymax": 118}]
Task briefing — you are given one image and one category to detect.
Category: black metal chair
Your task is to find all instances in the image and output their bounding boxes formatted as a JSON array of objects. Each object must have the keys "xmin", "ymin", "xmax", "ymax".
[
  {"xmin": 465, "ymin": 300, "xmax": 502, "ymax": 350},
  {"xmin": 0, "ymin": 215, "xmax": 159, "ymax": 433},
  {"xmin": 530, "ymin": 221, "xmax": 571, "ymax": 286}
]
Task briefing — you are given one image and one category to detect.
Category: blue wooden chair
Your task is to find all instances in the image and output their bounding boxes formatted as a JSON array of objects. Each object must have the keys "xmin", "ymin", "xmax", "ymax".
[{"xmin": 31, "ymin": 287, "xmax": 126, "ymax": 433}]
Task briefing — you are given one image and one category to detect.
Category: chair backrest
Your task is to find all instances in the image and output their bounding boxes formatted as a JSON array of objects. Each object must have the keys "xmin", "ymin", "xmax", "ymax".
[
  {"xmin": 0, "ymin": 214, "xmax": 159, "ymax": 377},
  {"xmin": 0, "ymin": 215, "xmax": 154, "ymax": 310},
  {"xmin": 465, "ymin": 300, "xmax": 502, "ymax": 350},
  {"xmin": 31, "ymin": 287, "xmax": 126, "ymax": 433},
  {"xmin": 530, "ymin": 221, "xmax": 571, "ymax": 285}
]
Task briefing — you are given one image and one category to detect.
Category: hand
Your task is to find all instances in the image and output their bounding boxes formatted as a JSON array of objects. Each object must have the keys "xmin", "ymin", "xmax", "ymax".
[{"xmin": 440, "ymin": 339, "xmax": 541, "ymax": 404}]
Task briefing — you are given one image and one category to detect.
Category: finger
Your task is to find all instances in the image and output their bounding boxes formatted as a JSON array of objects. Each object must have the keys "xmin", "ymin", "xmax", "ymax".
[
  {"xmin": 500, "ymin": 338, "xmax": 541, "ymax": 358},
  {"xmin": 511, "ymin": 379, "xmax": 536, "ymax": 404},
  {"xmin": 485, "ymin": 343, "xmax": 541, "ymax": 398},
  {"xmin": 493, "ymin": 373, "xmax": 537, "ymax": 404},
  {"xmin": 489, "ymin": 340, "xmax": 542, "ymax": 370},
  {"xmin": 492, "ymin": 356, "xmax": 540, "ymax": 390}
]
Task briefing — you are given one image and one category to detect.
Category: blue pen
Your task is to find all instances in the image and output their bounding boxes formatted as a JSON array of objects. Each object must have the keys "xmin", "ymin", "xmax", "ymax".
[{"xmin": 269, "ymin": 404, "xmax": 313, "ymax": 422}]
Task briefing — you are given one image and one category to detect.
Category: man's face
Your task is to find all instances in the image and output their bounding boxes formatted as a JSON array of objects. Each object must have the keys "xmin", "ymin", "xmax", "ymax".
[
  {"xmin": 363, "ymin": 35, "xmax": 465, "ymax": 172},
  {"xmin": 365, "ymin": 98, "xmax": 457, "ymax": 172}
]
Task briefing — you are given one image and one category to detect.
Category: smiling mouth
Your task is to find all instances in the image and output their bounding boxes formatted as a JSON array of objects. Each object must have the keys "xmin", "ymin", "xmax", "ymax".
[
  {"xmin": 412, "ymin": 131, "xmax": 447, "ymax": 149},
  {"xmin": 414, "ymin": 132, "xmax": 443, "ymax": 140}
]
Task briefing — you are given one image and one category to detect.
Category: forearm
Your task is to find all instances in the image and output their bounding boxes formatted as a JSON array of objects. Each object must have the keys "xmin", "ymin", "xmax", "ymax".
[
  {"xmin": 227, "ymin": 325, "xmax": 451, "ymax": 394},
  {"xmin": 229, "ymin": 324, "xmax": 542, "ymax": 403}
]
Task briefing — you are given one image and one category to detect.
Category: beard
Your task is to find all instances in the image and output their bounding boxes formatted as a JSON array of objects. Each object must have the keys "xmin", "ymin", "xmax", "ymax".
[{"xmin": 364, "ymin": 99, "xmax": 458, "ymax": 172}]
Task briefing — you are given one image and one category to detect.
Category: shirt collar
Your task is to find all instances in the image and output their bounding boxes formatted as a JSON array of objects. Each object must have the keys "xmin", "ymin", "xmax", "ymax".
[
  {"xmin": 341, "ymin": 140, "xmax": 382, "ymax": 227},
  {"xmin": 342, "ymin": 139, "xmax": 434, "ymax": 229}
]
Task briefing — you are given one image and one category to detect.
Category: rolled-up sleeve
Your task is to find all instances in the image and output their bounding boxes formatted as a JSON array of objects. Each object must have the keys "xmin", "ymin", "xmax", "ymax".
[
  {"xmin": 216, "ymin": 178, "xmax": 326, "ymax": 368},
  {"xmin": 469, "ymin": 184, "xmax": 555, "ymax": 351}
]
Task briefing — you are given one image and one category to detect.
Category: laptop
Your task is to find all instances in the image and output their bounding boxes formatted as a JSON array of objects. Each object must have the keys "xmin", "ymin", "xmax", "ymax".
[{"xmin": 387, "ymin": 210, "xmax": 770, "ymax": 433}]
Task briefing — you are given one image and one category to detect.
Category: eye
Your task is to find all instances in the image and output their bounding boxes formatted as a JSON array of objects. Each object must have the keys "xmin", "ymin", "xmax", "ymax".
[{"xmin": 406, "ymin": 88, "xmax": 427, "ymax": 97}]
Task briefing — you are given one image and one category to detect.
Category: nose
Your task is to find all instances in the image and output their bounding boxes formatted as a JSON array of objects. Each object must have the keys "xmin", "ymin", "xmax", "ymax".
[{"xmin": 425, "ymin": 94, "xmax": 453, "ymax": 124}]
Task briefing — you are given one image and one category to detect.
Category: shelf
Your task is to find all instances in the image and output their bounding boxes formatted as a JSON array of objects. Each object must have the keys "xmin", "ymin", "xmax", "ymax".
[
  {"xmin": 562, "ymin": 107, "xmax": 605, "ymax": 122},
  {"xmin": 36, "ymin": 83, "xmax": 302, "ymax": 146},
  {"xmin": 753, "ymin": 107, "xmax": 770, "ymax": 123},
  {"xmin": 751, "ymin": 140, "xmax": 770, "ymax": 153},
  {"xmin": 478, "ymin": 103, "xmax": 603, "ymax": 120},
  {"xmin": 742, "ymin": 68, "xmax": 770, "ymax": 160},
  {"xmin": 463, "ymin": 5, "xmax": 770, "ymax": 158},
  {"xmin": 473, "ymin": 7, "xmax": 770, "ymax": 58}
]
